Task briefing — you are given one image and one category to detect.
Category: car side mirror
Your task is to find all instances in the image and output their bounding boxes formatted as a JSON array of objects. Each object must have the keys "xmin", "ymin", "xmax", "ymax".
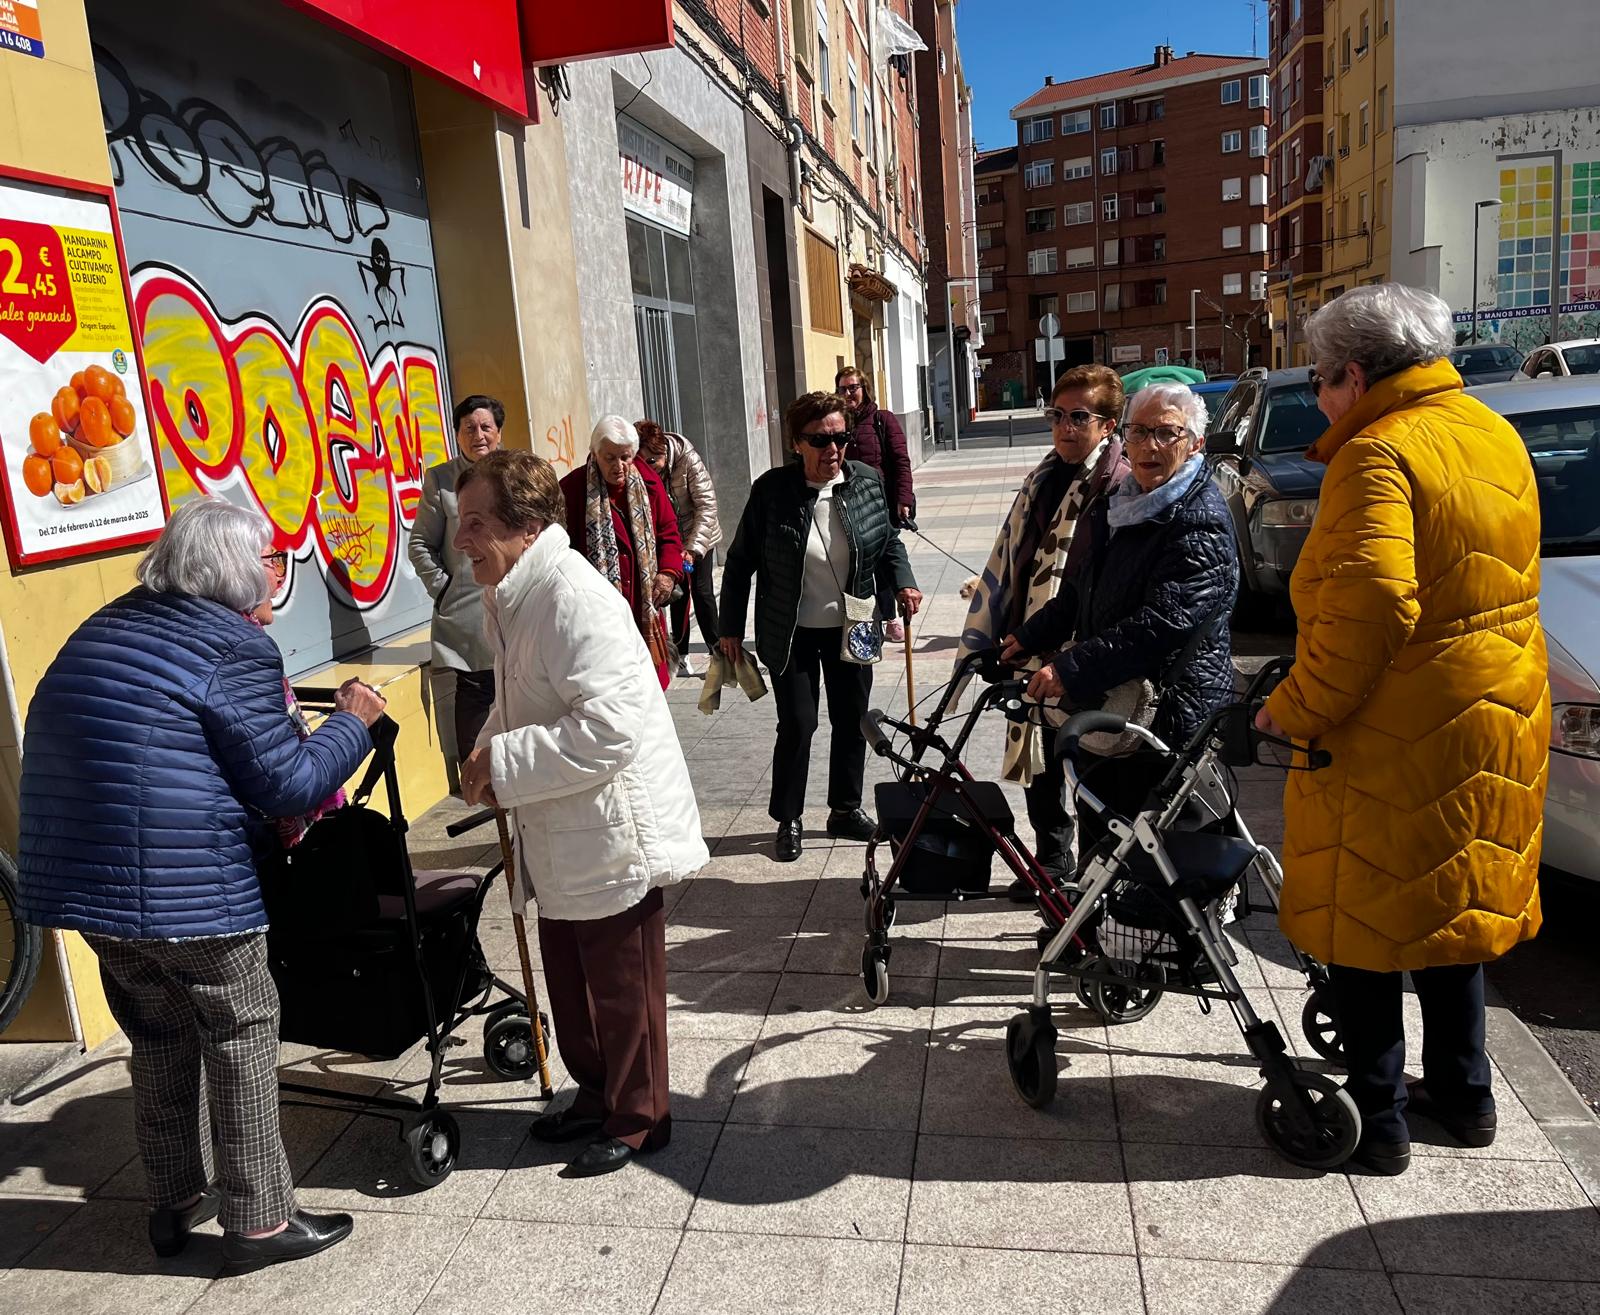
[
  {"xmin": 1537, "ymin": 370, "xmax": 1555, "ymax": 379},
  {"xmin": 1206, "ymin": 426, "xmax": 1241, "ymax": 455}
]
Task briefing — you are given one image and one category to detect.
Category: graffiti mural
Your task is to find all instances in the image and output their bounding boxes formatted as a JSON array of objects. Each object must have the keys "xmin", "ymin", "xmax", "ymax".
[{"xmin": 132, "ymin": 265, "xmax": 451, "ymax": 608}]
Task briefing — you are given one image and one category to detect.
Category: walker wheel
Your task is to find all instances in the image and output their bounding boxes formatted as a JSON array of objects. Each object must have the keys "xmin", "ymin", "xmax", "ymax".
[
  {"xmin": 403, "ymin": 1109, "xmax": 461, "ymax": 1187},
  {"xmin": 483, "ymin": 1009, "xmax": 550, "ymax": 1080},
  {"xmin": 1005, "ymin": 1011, "xmax": 1059, "ymax": 1109},
  {"xmin": 1301, "ymin": 988, "xmax": 1347, "ymax": 1067},
  {"xmin": 1256, "ymin": 1069, "xmax": 1361, "ymax": 1170},
  {"xmin": 861, "ymin": 945, "xmax": 891, "ymax": 1005},
  {"xmin": 1075, "ymin": 956, "xmax": 1164, "ymax": 1024}
]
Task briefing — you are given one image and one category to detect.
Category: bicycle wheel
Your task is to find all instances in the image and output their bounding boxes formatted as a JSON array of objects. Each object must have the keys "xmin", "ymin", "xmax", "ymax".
[{"xmin": 0, "ymin": 848, "xmax": 44, "ymax": 1034}]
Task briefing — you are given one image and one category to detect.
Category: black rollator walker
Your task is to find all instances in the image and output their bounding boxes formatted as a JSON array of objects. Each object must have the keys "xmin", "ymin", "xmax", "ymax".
[{"xmin": 860, "ymin": 652, "xmax": 1359, "ymax": 1170}]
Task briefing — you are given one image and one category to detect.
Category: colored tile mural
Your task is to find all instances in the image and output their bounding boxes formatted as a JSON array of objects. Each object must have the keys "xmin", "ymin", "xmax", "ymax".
[{"xmin": 1478, "ymin": 158, "xmax": 1600, "ymax": 350}]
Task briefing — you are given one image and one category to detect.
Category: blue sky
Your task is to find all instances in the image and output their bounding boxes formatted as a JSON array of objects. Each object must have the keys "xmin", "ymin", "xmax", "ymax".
[{"xmin": 955, "ymin": 0, "xmax": 1262, "ymax": 152}]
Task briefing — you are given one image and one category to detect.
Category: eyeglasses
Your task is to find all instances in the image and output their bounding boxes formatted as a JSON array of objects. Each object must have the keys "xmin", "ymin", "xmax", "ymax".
[
  {"xmin": 1044, "ymin": 407, "xmax": 1114, "ymax": 429},
  {"xmin": 1123, "ymin": 424, "xmax": 1191, "ymax": 446},
  {"xmin": 800, "ymin": 430, "xmax": 849, "ymax": 450},
  {"xmin": 839, "ymin": 382, "xmax": 864, "ymax": 395},
  {"xmin": 1308, "ymin": 366, "xmax": 1346, "ymax": 396},
  {"xmin": 261, "ymin": 550, "xmax": 289, "ymax": 574}
]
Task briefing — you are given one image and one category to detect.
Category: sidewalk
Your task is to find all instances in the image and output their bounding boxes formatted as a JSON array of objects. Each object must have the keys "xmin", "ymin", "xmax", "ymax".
[{"xmin": 3, "ymin": 443, "xmax": 1599, "ymax": 1313}]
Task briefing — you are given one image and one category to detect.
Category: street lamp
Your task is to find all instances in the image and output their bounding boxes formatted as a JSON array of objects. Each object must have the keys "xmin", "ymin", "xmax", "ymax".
[{"xmin": 1471, "ymin": 199, "xmax": 1501, "ymax": 344}]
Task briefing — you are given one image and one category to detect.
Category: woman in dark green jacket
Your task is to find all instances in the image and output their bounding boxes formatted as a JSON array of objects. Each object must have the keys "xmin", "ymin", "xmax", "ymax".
[{"xmin": 719, "ymin": 392, "xmax": 921, "ymax": 861}]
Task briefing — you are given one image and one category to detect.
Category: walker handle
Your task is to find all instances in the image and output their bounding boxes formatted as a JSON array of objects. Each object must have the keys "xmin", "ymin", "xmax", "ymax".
[
  {"xmin": 862, "ymin": 709, "xmax": 892, "ymax": 757},
  {"xmin": 1057, "ymin": 710, "xmax": 1128, "ymax": 761}
]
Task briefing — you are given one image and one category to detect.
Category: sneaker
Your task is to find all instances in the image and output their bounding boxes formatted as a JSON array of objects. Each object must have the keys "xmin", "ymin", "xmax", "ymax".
[
  {"xmin": 676, "ymin": 657, "xmax": 698, "ymax": 678},
  {"xmin": 883, "ymin": 618, "xmax": 906, "ymax": 644}
]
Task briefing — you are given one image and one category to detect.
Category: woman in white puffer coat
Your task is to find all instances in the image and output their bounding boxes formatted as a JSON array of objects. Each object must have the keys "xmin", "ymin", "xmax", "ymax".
[{"xmin": 455, "ymin": 449, "xmax": 708, "ymax": 1179}]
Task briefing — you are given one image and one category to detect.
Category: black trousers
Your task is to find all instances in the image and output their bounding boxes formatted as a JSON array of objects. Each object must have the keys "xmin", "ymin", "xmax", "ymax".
[
  {"xmin": 1023, "ymin": 727, "xmax": 1076, "ymax": 880},
  {"xmin": 1328, "ymin": 961, "xmax": 1494, "ymax": 1144},
  {"xmin": 769, "ymin": 625, "xmax": 873, "ymax": 823},
  {"xmin": 454, "ymin": 669, "xmax": 497, "ymax": 764},
  {"xmin": 671, "ymin": 549, "xmax": 721, "ymax": 655}
]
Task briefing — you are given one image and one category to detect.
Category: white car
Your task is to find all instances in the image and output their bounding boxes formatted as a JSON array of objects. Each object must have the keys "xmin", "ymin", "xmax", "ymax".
[
  {"xmin": 1517, "ymin": 339, "xmax": 1600, "ymax": 380},
  {"xmin": 1471, "ymin": 377, "xmax": 1600, "ymax": 882}
]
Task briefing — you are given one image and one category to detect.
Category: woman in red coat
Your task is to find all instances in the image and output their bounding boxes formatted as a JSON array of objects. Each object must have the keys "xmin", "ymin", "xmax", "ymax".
[{"xmin": 560, "ymin": 416, "xmax": 684, "ymax": 688}]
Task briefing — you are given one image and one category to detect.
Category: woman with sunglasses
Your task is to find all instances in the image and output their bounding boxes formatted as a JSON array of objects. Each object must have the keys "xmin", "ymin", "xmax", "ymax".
[
  {"xmin": 957, "ymin": 364, "xmax": 1129, "ymax": 895},
  {"xmin": 719, "ymin": 391, "xmax": 921, "ymax": 862},
  {"xmin": 836, "ymin": 365, "xmax": 914, "ymax": 643}
]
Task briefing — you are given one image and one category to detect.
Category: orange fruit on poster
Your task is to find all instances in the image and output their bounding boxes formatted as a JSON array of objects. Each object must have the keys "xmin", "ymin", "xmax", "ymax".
[
  {"xmin": 70, "ymin": 371, "xmax": 89, "ymax": 399},
  {"xmin": 51, "ymin": 446, "xmax": 83, "ymax": 485},
  {"xmin": 28, "ymin": 413, "xmax": 62, "ymax": 458},
  {"xmin": 82, "ymin": 455, "xmax": 113, "ymax": 495},
  {"xmin": 108, "ymin": 395, "xmax": 136, "ymax": 437},
  {"xmin": 84, "ymin": 365, "xmax": 119, "ymax": 403},
  {"xmin": 51, "ymin": 387, "xmax": 80, "ymax": 434},
  {"xmin": 53, "ymin": 480, "xmax": 85, "ymax": 506},
  {"xmin": 22, "ymin": 453, "xmax": 52, "ymax": 497},
  {"xmin": 110, "ymin": 375, "xmax": 126, "ymax": 399},
  {"xmin": 79, "ymin": 396, "xmax": 116, "ymax": 447}
]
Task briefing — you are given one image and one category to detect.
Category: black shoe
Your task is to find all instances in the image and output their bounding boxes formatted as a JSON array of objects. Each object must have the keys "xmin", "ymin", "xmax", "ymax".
[
  {"xmin": 149, "ymin": 1187, "xmax": 221, "ymax": 1258},
  {"xmin": 530, "ymin": 1106, "xmax": 605, "ymax": 1144},
  {"xmin": 1406, "ymin": 1080, "xmax": 1497, "ymax": 1147},
  {"xmin": 1006, "ymin": 876, "xmax": 1036, "ymax": 903},
  {"xmin": 775, "ymin": 820, "xmax": 803, "ymax": 862},
  {"xmin": 563, "ymin": 1136, "xmax": 634, "ymax": 1178},
  {"xmin": 825, "ymin": 808, "xmax": 877, "ymax": 842},
  {"xmin": 1350, "ymin": 1135, "xmax": 1411, "ymax": 1176},
  {"xmin": 221, "ymin": 1209, "xmax": 353, "ymax": 1275}
]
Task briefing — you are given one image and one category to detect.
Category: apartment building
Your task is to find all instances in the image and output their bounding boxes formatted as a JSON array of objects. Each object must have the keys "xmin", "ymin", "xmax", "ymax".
[{"xmin": 979, "ymin": 46, "xmax": 1271, "ymax": 402}]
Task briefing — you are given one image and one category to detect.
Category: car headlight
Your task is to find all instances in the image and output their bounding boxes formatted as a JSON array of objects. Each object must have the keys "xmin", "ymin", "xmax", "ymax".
[
  {"xmin": 1552, "ymin": 703, "xmax": 1600, "ymax": 759},
  {"xmin": 1259, "ymin": 498, "xmax": 1319, "ymax": 527}
]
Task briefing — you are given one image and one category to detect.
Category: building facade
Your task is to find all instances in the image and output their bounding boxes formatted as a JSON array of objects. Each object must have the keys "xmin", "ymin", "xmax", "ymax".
[{"xmin": 980, "ymin": 47, "xmax": 1271, "ymax": 404}]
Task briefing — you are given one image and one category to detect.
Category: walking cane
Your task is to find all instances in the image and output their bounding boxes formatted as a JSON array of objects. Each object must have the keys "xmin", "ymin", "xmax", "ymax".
[
  {"xmin": 901, "ymin": 603, "xmax": 917, "ymax": 726},
  {"xmin": 493, "ymin": 809, "xmax": 554, "ymax": 1100}
]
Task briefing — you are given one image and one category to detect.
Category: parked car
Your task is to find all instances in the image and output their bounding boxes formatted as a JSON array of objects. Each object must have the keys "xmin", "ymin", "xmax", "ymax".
[
  {"xmin": 1204, "ymin": 368, "xmax": 1330, "ymax": 607},
  {"xmin": 1449, "ymin": 343, "xmax": 1524, "ymax": 385},
  {"xmin": 1193, "ymin": 377, "xmax": 1237, "ymax": 426},
  {"xmin": 1470, "ymin": 376, "xmax": 1600, "ymax": 883},
  {"xmin": 1517, "ymin": 339, "xmax": 1600, "ymax": 379}
]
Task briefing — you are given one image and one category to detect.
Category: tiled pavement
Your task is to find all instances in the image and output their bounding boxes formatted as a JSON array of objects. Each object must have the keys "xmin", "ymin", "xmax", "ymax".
[{"xmin": 4, "ymin": 442, "xmax": 1599, "ymax": 1313}]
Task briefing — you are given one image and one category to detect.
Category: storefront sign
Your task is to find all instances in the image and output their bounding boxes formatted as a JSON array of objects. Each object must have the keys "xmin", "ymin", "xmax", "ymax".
[
  {"xmin": 0, "ymin": 0, "xmax": 42, "ymax": 58},
  {"xmin": 1111, "ymin": 345, "xmax": 1142, "ymax": 363},
  {"xmin": 523, "ymin": 0, "xmax": 673, "ymax": 67},
  {"xmin": 1451, "ymin": 300, "xmax": 1600, "ymax": 324},
  {"xmin": 0, "ymin": 170, "xmax": 165, "ymax": 567},
  {"xmin": 618, "ymin": 115, "xmax": 694, "ymax": 237}
]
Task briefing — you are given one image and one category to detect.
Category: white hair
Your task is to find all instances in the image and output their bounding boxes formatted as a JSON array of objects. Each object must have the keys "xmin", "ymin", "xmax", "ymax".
[
  {"xmin": 137, "ymin": 496, "xmax": 273, "ymax": 613},
  {"xmin": 1129, "ymin": 382, "xmax": 1209, "ymax": 438},
  {"xmin": 1305, "ymin": 283, "xmax": 1454, "ymax": 381},
  {"xmin": 590, "ymin": 415, "xmax": 640, "ymax": 457}
]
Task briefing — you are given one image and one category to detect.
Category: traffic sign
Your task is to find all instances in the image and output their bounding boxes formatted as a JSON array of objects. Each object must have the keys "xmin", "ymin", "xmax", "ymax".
[{"xmin": 1038, "ymin": 312, "xmax": 1060, "ymax": 337}]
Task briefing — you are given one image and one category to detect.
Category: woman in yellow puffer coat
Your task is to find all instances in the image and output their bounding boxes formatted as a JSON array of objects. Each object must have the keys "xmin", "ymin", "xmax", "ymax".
[{"xmin": 1256, "ymin": 284, "xmax": 1548, "ymax": 1178}]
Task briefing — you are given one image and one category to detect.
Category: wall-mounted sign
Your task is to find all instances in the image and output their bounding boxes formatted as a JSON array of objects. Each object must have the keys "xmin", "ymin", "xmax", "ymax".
[
  {"xmin": 618, "ymin": 114, "xmax": 694, "ymax": 237},
  {"xmin": 0, "ymin": 0, "xmax": 43, "ymax": 58},
  {"xmin": 0, "ymin": 169, "xmax": 166, "ymax": 566},
  {"xmin": 1112, "ymin": 344, "xmax": 1142, "ymax": 363},
  {"xmin": 1154, "ymin": 346, "xmax": 1170, "ymax": 365}
]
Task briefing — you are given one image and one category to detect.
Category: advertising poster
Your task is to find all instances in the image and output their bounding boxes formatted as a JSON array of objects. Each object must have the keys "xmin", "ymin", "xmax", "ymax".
[
  {"xmin": 0, "ymin": 170, "xmax": 166, "ymax": 566},
  {"xmin": 0, "ymin": 0, "xmax": 43, "ymax": 59}
]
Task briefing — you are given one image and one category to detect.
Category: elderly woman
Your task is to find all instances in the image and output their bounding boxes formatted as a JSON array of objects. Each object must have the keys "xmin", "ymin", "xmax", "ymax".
[
  {"xmin": 1003, "ymin": 382, "xmax": 1238, "ymax": 850},
  {"xmin": 408, "ymin": 394, "xmax": 505, "ymax": 767},
  {"xmin": 17, "ymin": 497, "xmax": 386, "ymax": 1273},
  {"xmin": 959, "ymin": 364, "xmax": 1129, "ymax": 895},
  {"xmin": 719, "ymin": 391, "xmax": 921, "ymax": 861},
  {"xmin": 560, "ymin": 416, "xmax": 684, "ymax": 689},
  {"xmin": 636, "ymin": 419, "xmax": 722, "ymax": 677},
  {"xmin": 1257, "ymin": 284, "xmax": 1548, "ymax": 1176},
  {"xmin": 455, "ymin": 451, "xmax": 707, "ymax": 1177},
  {"xmin": 836, "ymin": 365, "xmax": 915, "ymax": 643}
]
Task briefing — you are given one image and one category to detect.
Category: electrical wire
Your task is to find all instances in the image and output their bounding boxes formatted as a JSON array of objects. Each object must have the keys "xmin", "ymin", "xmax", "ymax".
[{"xmin": 616, "ymin": 53, "xmax": 655, "ymax": 120}]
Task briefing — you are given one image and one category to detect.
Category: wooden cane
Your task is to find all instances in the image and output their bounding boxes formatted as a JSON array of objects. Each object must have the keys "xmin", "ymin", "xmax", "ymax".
[
  {"xmin": 902, "ymin": 606, "xmax": 917, "ymax": 726},
  {"xmin": 493, "ymin": 809, "xmax": 554, "ymax": 1099}
]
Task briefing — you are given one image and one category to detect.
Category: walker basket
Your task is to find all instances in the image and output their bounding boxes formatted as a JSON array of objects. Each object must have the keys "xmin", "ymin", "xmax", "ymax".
[{"xmin": 874, "ymin": 779, "xmax": 1013, "ymax": 895}]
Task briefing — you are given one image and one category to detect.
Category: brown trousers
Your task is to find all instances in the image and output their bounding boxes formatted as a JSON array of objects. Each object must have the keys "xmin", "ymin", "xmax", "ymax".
[{"xmin": 536, "ymin": 886, "xmax": 670, "ymax": 1150}]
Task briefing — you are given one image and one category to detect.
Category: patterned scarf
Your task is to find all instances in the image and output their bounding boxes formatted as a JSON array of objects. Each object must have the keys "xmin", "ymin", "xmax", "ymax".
[{"xmin": 583, "ymin": 455, "xmax": 661, "ymax": 639}]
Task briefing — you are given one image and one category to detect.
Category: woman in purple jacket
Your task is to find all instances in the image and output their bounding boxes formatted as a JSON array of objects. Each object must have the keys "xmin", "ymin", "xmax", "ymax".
[{"xmin": 836, "ymin": 365, "xmax": 915, "ymax": 642}]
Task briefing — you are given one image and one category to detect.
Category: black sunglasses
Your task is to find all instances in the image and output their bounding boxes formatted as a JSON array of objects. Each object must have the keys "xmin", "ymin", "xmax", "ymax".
[
  {"xmin": 800, "ymin": 430, "xmax": 849, "ymax": 450},
  {"xmin": 261, "ymin": 550, "xmax": 289, "ymax": 573},
  {"xmin": 1044, "ymin": 407, "xmax": 1115, "ymax": 428}
]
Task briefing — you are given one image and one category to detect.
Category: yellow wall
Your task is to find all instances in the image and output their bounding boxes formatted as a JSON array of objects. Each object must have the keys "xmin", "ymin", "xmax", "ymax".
[{"xmin": 1319, "ymin": 0, "xmax": 1394, "ymax": 296}]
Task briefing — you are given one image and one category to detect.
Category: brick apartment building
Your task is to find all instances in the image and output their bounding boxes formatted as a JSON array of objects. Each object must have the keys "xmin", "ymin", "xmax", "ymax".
[{"xmin": 977, "ymin": 46, "xmax": 1273, "ymax": 404}]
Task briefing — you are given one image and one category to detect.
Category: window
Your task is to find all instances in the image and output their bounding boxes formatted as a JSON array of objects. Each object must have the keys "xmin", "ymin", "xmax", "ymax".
[
  {"xmin": 1028, "ymin": 293, "xmax": 1058, "ymax": 319},
  {"xmin": 978, "ymin": 267, "xmax": 998, "ymax": 292},
  {"xmin": 1134, "ymin": 188, "xmax": 1165, "ymax": 215},
  {"xmin": 1222, "ymin": 225, "xmax": 1243, "ymax": 249},
  {"xmin": 1341, "ymin": 28, "xmax": 1352, "ymax": 68},
  {"xmin": 1221, "ymin": 130, "xmax": 1242, "ymax": 154},
  {"xmin": 1027, "ymin": 247, "xmax": 1058, "ymax": 274},
  {"xmin": 1025, "ymin": 207, "xmax": 1055, "ymax": 234},
  {"xmin": 1377, "ymin": 85, "xmax": 1388, "ymax": 133},
  {"xmin": 1250, "ymin": 174, "xmax": 1269, "ymax": 206},
  {"xmin": 1293, "ymin": 60, "xmax": 1302, "ymax": 103},
  {"xmin": 979, "ymin": 314, "xmax": 997, "ymax": 337},
  {"xmin": 1100, "ymin": 147, "xmax": 1119, "ymax": 175},
  {"xmin": 976, "ymin": 224, "xmax": 1000, "ymax": 251},
  {"xmin": 1376, "ymin": 179, "xmax": 1388, "ymax": 228},
  {"xmin": 1063, "ymin": 156, "xmax": 1092, "ymax": 180},
  {"xmin": 815, "ymin": 0, "xmax": 830, "ymax": 93},
  {"xmin": 1099, "ymin": 102, "xmax": 1118, "ymax": 129},
  {"xmin": 1024, "ymin": 160, "xmax": 1054, "ymax": 188},
  {"xmin": 1130, "ymin": 97, "xmax": 1165, "ymax": 123},
  {"xmin": 1249, "ymin": 222, "xmax": 1267, "ymax": 253},
  {"xmin": 1066, "ymin": 290, "xmax": 1095, "ymax": 314},
  {"xmin": 1358, "ymin": 9, "xmax": 1370, "ymax": 51},
  {"xmin": 1223, "ymin": 272, "xmax": 1244, "ymax": 296},
  {"xmin": 1378, "ymin": 0, "xmax": 1389, "ymax": 35},
  {"xmin": 848, "ymin": 65, "xmax": 860, "ymax": 139},
  {"xmin": 1248, "ymin": 74, "xmax": 1269, "ymax": 109},
  {"xmin": 1222, "ymin": 176, "xmax": 1243, "ymax": 201},
  {"xmin": 1102, "ymin": 194, "xmax": 1119, "ymax": 221},
  {"xmin": 804, "ymin": 228, "xmax": 843, "ymax": 334},
  {"xmin": 1062, "ymin": 108, "xmax": 1091, "ymax": 134},
  {"xmin": 1358, "ymin": 191, "xmax": 1369, "ymax": 232},
  {"xmin": 1339, "ymin": 195, "xmax": 1350, "ymax": 239},
  {"xmin": 1102, "ymin": 238, "xmax": 1119, "ymax": 265},
  {"xmin": 1249, "ymin": 125, "xmax": 1268, "ymax": 157},
  {"xmin": 1339, "ymin": 113, "xmax": 1350, "ymax": 153},
  {"xmin": 1358, "ymin": 102, "xmax": 1370, "ymax": 147},
  {"xmin": 1066, "ymin": 245, "xmax": 1094, "ymax": 269},
  {"xmin": 1022, "ymin": 115, "xmax": 1054, "ymax": 144},
  {"xmin": 1151, "ymin": 139, "xmax": 1166, "ymax": 166},
  {"xmin": 1103, "ymin": 283, "xmax": 1122, "ymax": 312},
  {"xmin": 1290, "ymin": 0, "xmax": 1301, "ymax": 19},
  {"xmin": 1064, "ymin": 201, "xmax": 1093, "ymax": 225},
  {"xmin": 1220, "ymin": 79, "xmax": 1241, "ymax": 105},
  {"xmin": 1250, "ymin": 270, "xmax": 1268, "ymax": 299}
]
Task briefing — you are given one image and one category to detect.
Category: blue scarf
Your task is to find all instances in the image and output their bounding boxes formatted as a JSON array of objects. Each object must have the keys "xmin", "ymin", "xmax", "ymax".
[{"xmin": 1105, "ymin": 455, "xmax": 1204, "ymax": 533}]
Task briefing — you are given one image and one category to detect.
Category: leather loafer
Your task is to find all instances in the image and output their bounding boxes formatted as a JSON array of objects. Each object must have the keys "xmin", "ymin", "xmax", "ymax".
[
  {"xmin": 775, "ymin": 820, "xmax": 803, "ymax": 862},
  {"xmin": 563, "ymin": 1136, "xmax": 634, "ymax": 1178},
  {"xmin": 1406, "ymin": 1080, "xmax": 1497, "ymax": 1147},
  {"xmin": 221, "ymin": 1209, "xmax": 353, "ymax": 1275},
  {"xmin": 150, "ymin": 1186, "xmax": 221, "ymax": 1258},
  {"xmin": 825, "ymin": 807, "xmax": 877, "ymax": 842},
  {"xmin": 530, "ymin": 1106, "xmax": 605, "ymax": 1144}
]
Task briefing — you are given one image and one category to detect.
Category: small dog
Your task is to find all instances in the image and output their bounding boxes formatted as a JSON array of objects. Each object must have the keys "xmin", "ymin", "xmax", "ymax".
[{"xmin": 959, "ymin": 575, "xmax": 982, "ymax": 600}]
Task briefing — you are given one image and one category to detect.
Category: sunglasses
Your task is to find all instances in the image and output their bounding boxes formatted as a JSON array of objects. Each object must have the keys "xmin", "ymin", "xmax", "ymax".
[
  {"xmin": 839, "ymin": 382, "xmax": 864, "ymax": 394},
  {"xmin": 1308, "ymin": 366, "xmax": 1347, "ymax": 396},
  {"xmin": 1123, "ymin": 424, "xmax": 1190, "ymax": 446},
  {"xmin": 1044, "ymin": 407, "xmax": 1114, "ymax": 429},
  {"xmin": 800, "ymin": 430, "xmax": 849, "ymax": 450},
  {"xmin": 261, "ymin": 550, "xmax": 289, "ymax": 574}
]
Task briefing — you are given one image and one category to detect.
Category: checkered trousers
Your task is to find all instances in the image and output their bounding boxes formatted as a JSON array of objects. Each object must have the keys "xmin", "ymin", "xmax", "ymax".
[{"xmin": 84, "ymin": 932, "xmax": 295, "ymax": 1233}]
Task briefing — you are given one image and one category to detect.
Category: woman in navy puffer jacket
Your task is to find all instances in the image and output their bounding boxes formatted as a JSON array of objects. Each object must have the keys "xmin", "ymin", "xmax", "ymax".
[{"xmin": 18, "ymin": 496, "xmax": 385, "ymax": 1274}]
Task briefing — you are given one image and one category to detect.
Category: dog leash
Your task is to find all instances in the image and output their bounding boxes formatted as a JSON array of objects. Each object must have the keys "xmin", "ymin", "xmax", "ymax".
[{"xmin": 901, "ymin": 524, "xmax": 982, "ymax": 578}]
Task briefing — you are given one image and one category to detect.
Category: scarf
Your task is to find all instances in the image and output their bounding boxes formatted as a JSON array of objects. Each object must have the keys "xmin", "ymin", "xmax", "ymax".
[
  {"xmin": 1106, "ymin": 455, "xmax": 1204, "ymax": 532},
  {"xmin": 583, "ymin": 455, "xmax": 661, "ymax": 640},
  {"xmin": 955, "ymin": 438, "xmax": 1117, "ymax": 785}
]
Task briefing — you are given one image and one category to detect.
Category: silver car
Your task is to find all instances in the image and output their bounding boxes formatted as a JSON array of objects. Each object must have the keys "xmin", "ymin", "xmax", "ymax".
[{"xmin": 1472, "ymin": 377, "xmax": 1600, "ymax": 882}]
